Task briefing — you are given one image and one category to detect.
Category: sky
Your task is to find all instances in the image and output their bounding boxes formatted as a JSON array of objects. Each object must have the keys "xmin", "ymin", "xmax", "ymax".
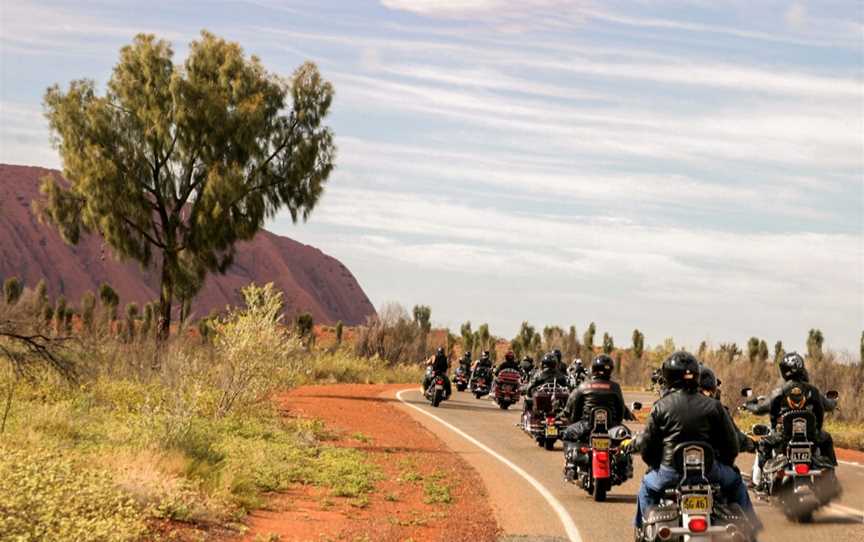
[{"xmin": 1, "ymin": 0, "xmax": 862, "ymax": 353}]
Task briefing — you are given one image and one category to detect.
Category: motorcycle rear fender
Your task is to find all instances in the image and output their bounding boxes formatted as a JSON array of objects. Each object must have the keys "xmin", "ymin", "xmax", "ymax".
[{"xmin": 592, "ymin": 450, "xmax": 610, "ymax": 479}]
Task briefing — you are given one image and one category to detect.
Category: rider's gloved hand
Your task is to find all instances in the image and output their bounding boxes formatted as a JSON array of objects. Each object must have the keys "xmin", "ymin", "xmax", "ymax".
[{"xmin": 620, "ymin": 438, "xmax": 634, "ymax": 453}]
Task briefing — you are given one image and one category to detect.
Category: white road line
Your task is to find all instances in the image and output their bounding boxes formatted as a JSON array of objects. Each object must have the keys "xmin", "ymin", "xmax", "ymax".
[
  {"xmin": 396, "ymin": 388, "xmax": 583, "ymax": 542},
  {"xmin": 826, "ymin": 503, "xmax": 864, "ymax": 522},
  {"xmin": 839, "ymin": 459, "xmax": 864, "ymax": 468}
]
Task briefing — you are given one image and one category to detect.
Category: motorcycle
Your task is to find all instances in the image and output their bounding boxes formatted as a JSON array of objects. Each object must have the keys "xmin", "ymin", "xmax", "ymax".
[
  {"xmin": 521, "ymin": 381, "xmax": 570, "ymax": 450},
  {"xmin": 567, "ymin": 366, "xmax": 586, "ymax": 390},
  {"xmin": 454, "ymin": 365, "xmax": 470, "ymax": 392},
  {"xmin": 565, "ymin": 403, "xmax": 641, "ymax": 502},
  {"xmin": 742, "ymin": 387, "xmax": 842, "ymax": 523},
  {"xmin": 470, "ymin": 366, "xmax": 493, "ymax": 399},
  {"xmin": 491, "ymin": 368, "xmax": 522, "ymax": 410},
  {"xmin": 637, "ymin": 442, "xmax": 757, "ymax": 542},
  {"xmin": 424, "ymin": 372, "xmax": 448, "ymax": 407}
]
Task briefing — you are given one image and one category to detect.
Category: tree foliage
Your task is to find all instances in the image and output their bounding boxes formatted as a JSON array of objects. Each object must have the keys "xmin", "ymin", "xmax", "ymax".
[
  {"xmin": 746, "ymin": 337, "xmax": 760, "ymax": 363},
  {"xmin": 602, "ymin": 332, "xmax": 614, "ymax": 354},
  {"xmin": 807, "ymin": 329, "xmax": 824, "ymax": 361},
  {"xmin": 632, "ymin": 329, "xmax": 645, "ymax": 359},
  {"xmin": 3, "ymin": 277, "xmax": 23, "ymax": 306},
  {"xmin": 38, "ymin": 31, "xmax": 336, "ymax": 339}
]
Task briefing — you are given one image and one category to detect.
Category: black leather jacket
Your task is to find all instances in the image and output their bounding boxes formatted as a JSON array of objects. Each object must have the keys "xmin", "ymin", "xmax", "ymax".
[
  {"xmin": 638, "ymin": 388, "xmax": 739, "ymax": 469},
  {"xmin": 526, "ymin": 368, "xmax": 568, "ymax": 397},
  {"xmin": 431, "ymin": 354, "xmax": 449, "ymax": 374},
  {"xmin": 748, "ymin": 380, "xmax": 825, "ymax": 431},
  {"xmin": 562, "ymin": 377, "xmax": 631, "ymax": 426}
]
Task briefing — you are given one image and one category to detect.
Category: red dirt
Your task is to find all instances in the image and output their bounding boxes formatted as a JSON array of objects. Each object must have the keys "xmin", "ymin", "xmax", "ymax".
[
  {"xmin": 243, "ymin": 384, "xmax": 500, "ymax": 542},
  {"xmin": 0, "ymin": 164, "xmax": 376, "ymax": 325},
  {"xmin": 836, "ymin": 447, "xmax": 864, "ymax": 464}
]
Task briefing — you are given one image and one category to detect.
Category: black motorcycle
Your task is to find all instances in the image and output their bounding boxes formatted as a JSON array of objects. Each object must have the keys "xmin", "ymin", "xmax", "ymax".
[
  {"xmin": 454, "ymin": 365, "xmax": 470, "ymax": 392},
  {"xmin": 743, "ymin": 387, "xmax": 842, "ymax": 523},
  {"xmin": 470, "ymin": 366, "xmax": 493, "ymax": 399},
  {"xmin": 424, "ymin": 372, "xmax": 448, "ymax": 407}
]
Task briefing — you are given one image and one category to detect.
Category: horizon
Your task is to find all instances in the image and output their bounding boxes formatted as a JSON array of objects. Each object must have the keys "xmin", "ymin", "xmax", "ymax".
[{"xmin": 1, "ymin": 0, "xmax": 861, "ymax": 353}]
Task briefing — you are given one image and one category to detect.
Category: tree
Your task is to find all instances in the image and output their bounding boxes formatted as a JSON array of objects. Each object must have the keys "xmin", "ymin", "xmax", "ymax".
[
  {"xmin": 54, "ymin": 296, "xmax": 67, "ymax": 334},
  {"xmin": 564, "ymin": 325, "xmax": 580, "ymax": 359},
  {"xmin": 719, "ymin": 342, "xmax": 741, "ymax": 362},
  {"xmin": 3, "ymin": 277, "xmax": 23, "ymax": 306},
  {"xmin": 80, "ymin": 291, "xmax": 96, "ymax": 331},
  {"xmin": 412, "ymin": 305, "xmax": 431, "ymax": 334},
  {"xmin": 774, "ymin": 340, "xmax": 785, "ymax": 364},
  {"xmin": 477, "ymin": 323, "xmax": 491, "ymax": 353},
  {"xmin": 602, "ymin": 332, "xmax": 614, "ymax": 354},
  {"xmin": 747, "ymin": 337, "xmax": 760, "ymax": 363},
  {"xmin": 334, "ymin": 320, "xmax": 344, "ymax": 346},
  {"xmin": 98, "ymin": 283, "xmax": 119, "ymax": 323},
  {"xmin": 32, "ymin": 279, "xmax": 49, "ymax": 314},
  {"xmin": 141, "ymin": 302, "xmax": 154, "ymax": 337},
  {"xmin": 296, "ymin": 312, "xmax": 314, "ymax": 348},
  {"xmin": 460, "ymin": 321, "xmax": 474, "ymax": 356},
  {"xmin": 806, "ymin": 329, "xmax": 824, "ymax": 360},
  {"xmin": 38, "ymin": 31, "xmax": 335, "ymax": 340},
  {"xmin": 583, "ymin": 322, "xmax": 596, "ymax": 360},
  {"xmin": 632, "ymin": 329, "xmax": 645, "ymax": 359},
  {"xmin": 758, "ymin": 339, "xmax": 769, "ymax": 363},
  {"xmin": 125, "ymin": 302, "xmax": 139, "ymax": 341},
  {"xmin": 698, "ymin": 340, "xmax": 708, "ymax": 358}
]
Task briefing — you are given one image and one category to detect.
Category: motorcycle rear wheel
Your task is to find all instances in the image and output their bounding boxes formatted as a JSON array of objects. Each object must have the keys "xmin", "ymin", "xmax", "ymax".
[
  {"xmin": 431, "ymin": 392, "xmax": 442, "ymax": 407},
  {"xmin": 544, "ymin": 438, "xmax": 556, "ymax": 451},
  {"xmin": 592, "ymin": 478, "xmax": 608, "ymax": 502},
  {"xmin": 498, "ymin": 401, "xmax": 510, "ymax": 410}
]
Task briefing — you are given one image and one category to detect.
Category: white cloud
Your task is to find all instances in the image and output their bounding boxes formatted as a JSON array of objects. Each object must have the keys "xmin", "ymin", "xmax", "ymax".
[
  {"xmin": 380, "ymin": 0, "xmax": 582, "ymax": 19},
  {"xmin": 784, "ymin": 2, "xmax": 808, "ymax": 31}
]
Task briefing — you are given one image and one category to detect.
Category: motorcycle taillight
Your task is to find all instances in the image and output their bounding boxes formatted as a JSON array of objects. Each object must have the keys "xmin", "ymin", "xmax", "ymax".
[
  {"xmin": 794, "ymin": 463, "xmax": 810, "ymax": 475},
  {"xmin": 688, "ymin": 517, "xmax": 708, "ymax": 533},
  {"xmin": 546, "ymin": 416, "xmax": 555, "ymax": 425}
]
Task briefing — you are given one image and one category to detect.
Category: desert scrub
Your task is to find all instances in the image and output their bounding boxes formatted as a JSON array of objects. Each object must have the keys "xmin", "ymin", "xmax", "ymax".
[
  {"xmin": 0, "ymin": 444, "xmax": 148, "ymax": 542},
  {"xmin": 298, "ymin": 351, "xmax": 423, "ymax": 385}
]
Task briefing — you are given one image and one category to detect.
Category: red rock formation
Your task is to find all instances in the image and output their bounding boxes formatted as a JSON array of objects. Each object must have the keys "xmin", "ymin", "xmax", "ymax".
[{"xmin": 0, "ymin": 164, "xmax": 375, "ymax": 325}]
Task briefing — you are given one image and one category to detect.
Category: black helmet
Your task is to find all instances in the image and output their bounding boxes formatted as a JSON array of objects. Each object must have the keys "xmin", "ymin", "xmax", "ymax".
[
  {"xmin": 552, "ymin": 349, "xmax": 562, "ymax": 362},
  {"xmin": 505, "ymin": 350, "xmax": 515, "ymax": 362},
  {"xmin": 436, "ymin": 347, "xmax": 445, "ymax": 356},
  {"xmin": 591, "ymin": 354, "xmax": 614, "ymax": 379},
  {"xmin": 698, "ymin": 363, "xmax": 721, "ymax": 399},
  {"xmin": 464, "ymin": 351, "xmax": 472, "ymax": 359},
  {"xmin": 541, "ymin": 353, "xmax": 556, "ymax": 369},
  {"xmin": 662, "ymin": 351, "xmax": 699, "ymax": 389},
  {"xmin": 481, "ymin": 350, "xmax": 490, "ymax": 360},
  {"xmin": 779, "ymin": 352, "xmax": 806, "ymax": 381}
]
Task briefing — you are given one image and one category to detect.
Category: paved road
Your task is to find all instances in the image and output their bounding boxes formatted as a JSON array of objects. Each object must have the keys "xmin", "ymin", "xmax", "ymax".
[{"xmin": 393, "ymin": 388, "xmax": 864, "ymax": 542}]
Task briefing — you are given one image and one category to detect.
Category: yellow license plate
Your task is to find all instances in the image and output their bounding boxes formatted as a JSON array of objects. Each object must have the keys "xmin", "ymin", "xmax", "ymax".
[
  {"xmin": 682, "ymin": 495, "xmax": 710, "ymax": 514},
  {"xmin": 592, "ymin": 438, "xmax": 610, "ymax": 450},
  {"xmin": 546, "ymin": 426, "xmax": 558, "ymax": 437}
]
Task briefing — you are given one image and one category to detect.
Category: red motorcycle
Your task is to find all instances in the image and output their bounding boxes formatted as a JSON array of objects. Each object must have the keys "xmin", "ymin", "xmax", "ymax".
[{"xmin": 491, "ymin": 368, "xmax": 521, "ymax": 410}]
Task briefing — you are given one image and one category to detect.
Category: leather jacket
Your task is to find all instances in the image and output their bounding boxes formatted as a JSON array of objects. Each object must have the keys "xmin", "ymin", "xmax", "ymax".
[
  {"xmin": 562, "ymin": 377, "xmax": 631, "ymax": 426},
  {"xmin": 431, "ymin": 354, "xmax": 449, "ymax": 374},
  {"xmin": 495, "ymin": 359, "xmax": 519, "ymax": 375},
  {"xmin": 748, "ymin": 380, "xmax": 825, "ymax": 431},
  {"xmin": 638, "ymin": 388, "xmax": 739, "ymax": 469}
]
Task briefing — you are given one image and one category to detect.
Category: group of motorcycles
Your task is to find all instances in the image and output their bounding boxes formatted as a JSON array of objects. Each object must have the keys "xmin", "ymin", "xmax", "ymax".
[{"xmin": 425, "ymin": 360, "xmax": 844, "ymax": 541}]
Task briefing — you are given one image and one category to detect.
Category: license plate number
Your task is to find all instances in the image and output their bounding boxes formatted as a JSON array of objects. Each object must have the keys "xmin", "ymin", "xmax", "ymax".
[
  {"xmin": 791, "ymin": 450, "xmax": 811, "ymax": 462},
  {"xmin": 435, "ymin": 384, "xmax": 443, "ymax": 390},
  {"xmin": 592, "ymin": 438, "xmax": 610, "ymax": 450},
  {"xmin": 546, "ymin": 426, "xmax": 558, "ymax": 437},
  {"xmin": 682, "ymin": 495, "xmax": 709, "ymax": 514}
]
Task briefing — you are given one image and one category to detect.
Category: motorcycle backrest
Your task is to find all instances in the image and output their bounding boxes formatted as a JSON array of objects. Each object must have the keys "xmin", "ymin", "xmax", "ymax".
[
  {"xmin": 591, "ymin": 408, "xmax": 610, "ymax": 431},
  {"xmin": 780, "ymin": 410, "xmax": 817, "ymax": 441},
  {"xmin": 672, "ymin": 441, "xmax": 714, "ymax": 476},
  {"xmin": 740, "ymin": 387, "xmax": 753, "ymax": 398}
]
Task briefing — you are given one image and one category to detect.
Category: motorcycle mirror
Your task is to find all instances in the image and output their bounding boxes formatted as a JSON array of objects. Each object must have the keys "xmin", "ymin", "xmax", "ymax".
[
  {"xmin": 826, "ymin": 390, "xmax": 839, "ymax": 400},
  {"xmin": 751, "ymin": 423, "xmax": 770, "ymax": 437},
  {"xmin": 631, "ymin": 401, "xmax": 643, "ymax": 411},
  {"xmin": 740, "ymin": 387, "xmax": 753, "ymax": 398}
]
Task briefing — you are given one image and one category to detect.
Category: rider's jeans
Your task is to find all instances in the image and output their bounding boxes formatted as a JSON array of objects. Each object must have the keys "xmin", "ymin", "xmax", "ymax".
[{"xmin": 634, "ymin": 463, "xmax": 759, "ymax": 529}]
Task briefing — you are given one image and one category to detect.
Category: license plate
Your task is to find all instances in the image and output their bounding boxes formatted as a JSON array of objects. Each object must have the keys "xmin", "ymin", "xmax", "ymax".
[
  {"xmin": 592, "ymin": 437, "xmax": 610, "ymax": 450},
  {"xmin": 681, "ymin": 495, "xmax": 710, "ymax": 514},
  {"xmin": 791, "ymin": 450, "xmax": 811, "ymax": 462},
  {"xmin": 546, "ymin": 426, "xmax": 558, "ymax": 437},
  {"xmin": 435, "ymin": 384, "xmax": 443, "ymax": 390}
]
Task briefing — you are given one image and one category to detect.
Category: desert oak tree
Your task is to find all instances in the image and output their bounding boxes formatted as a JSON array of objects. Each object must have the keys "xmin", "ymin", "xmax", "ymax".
[{"xmin": 38, "ymin": 32, "xmax": 335, "ymax": 338}]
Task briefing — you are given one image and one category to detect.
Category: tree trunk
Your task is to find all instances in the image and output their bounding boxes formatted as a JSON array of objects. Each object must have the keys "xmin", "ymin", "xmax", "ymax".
[{"xmin": 157, "ymin": 258, "xmax": 174, "ymax": 341}]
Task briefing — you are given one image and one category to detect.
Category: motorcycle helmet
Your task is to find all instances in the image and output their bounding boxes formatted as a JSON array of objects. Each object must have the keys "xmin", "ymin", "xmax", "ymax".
[
  {"xmin": 779, "ymin": 352, "xmax": 806, "ymax": 381},
  {"xmin": 574, "ymin": 358, "xmax": 583, "ymax": 367},
  {"xmin": 698, "ymin": 363, "xmax": 721, "ymax": 400},
  {"xmin": 505, "ymin": 350, "xmax": 515, "ymax": 362},
  {"xmin": 552, "ymin": 349, "xmax": 562, "ymax": 362},
  {"xmin": 591, "ymin": 354, "xmax": 614, "ymax": 380},
  {"xmin": 481, "ymin": 350, "xmax": 491, "ymax": 360},
  {"xmin": 541, "ymin": 353, "xmax": 556, "ymax": 370},
  {"xmin": 662, "ymin": 351, "xmax": 699, "ymax": 390}
]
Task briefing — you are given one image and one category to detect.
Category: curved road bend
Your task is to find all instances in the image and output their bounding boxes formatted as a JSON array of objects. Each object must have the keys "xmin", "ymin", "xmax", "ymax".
[{"xmin": 392, "ymin": 388, "xmax": 864, "ymax": 542}]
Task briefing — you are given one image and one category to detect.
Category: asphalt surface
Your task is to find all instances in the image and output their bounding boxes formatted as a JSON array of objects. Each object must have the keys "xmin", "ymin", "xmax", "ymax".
[{"xmin": 393, "ymin": 388, "xmax": 864, "ymax": 542}]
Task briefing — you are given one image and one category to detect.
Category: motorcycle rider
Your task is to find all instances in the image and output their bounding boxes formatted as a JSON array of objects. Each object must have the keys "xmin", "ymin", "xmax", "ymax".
[
  {"xmin": 568, "ymin": 358, "xmax": 587, "ymax": 385},
  {"xmin": 470, "ymin": 350, "xmax": 494, "ymax": 388},
  {"xmin": 699, "ymin": 364, "xmax": 756, "ymax": 454},
  {"xmin": 630, "ymin": 351, "xmax": 759, "ymax": 532},
  {"xmin": 561, "ymin": 355, "xmax": 635, "ymax": 480},
  {"xmin": 495, "ymin": 350, "xmax": 519, "ymax": 375},
  {"xmin": 523, "ymin": 353, "xmax": 569, "ymax": 413},
  {"xmin": 458, "ymin": 351, "xmax": 472, "ymax": 372},
  {"xmin": 518, "ymin": 355, "xmax": 535, "ymax": 378},
  {"xmin": 423, "ymin": 347, "xmax": 452, "ymax": 398},
  {"xmin": 552, "ymin": 348, "xmax": 567, "ymax": 372},
  {"xmin": 743, "ymin": 352, "xmax": 836, "ymax": 489}
]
